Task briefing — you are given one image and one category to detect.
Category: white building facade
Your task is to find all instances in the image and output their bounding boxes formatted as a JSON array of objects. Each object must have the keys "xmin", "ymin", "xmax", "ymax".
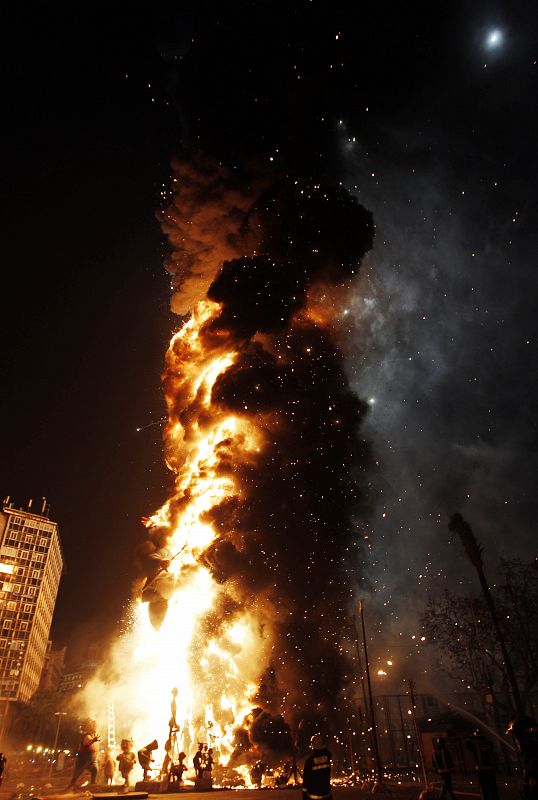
[{"xmin": 0, "ymin": 502, "xmax": 64, "ymax": 707}]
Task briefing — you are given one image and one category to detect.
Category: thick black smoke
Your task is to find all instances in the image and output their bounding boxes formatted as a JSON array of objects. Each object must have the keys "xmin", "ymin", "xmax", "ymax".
[{"xmin": 164, "ymin": 174, "xmax": 374, "ymax": 760}]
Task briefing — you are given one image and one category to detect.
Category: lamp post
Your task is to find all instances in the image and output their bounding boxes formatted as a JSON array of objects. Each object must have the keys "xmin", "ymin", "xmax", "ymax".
[
  {"xmin": 408, "ymin": 680, "xmax": 429, "ymax": 790},
  {"xmin": 49, "ymin": 712, "xmax": 67, "ymax": 778},
  {"xmin": 359, "ymin": 600, "xmax": 383, "ymax": 785}
]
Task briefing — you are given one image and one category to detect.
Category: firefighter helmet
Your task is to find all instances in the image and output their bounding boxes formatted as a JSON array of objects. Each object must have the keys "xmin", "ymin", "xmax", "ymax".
[{"xmin": 311, "ymin": 733, "xmax": 325, "ymax": 749}]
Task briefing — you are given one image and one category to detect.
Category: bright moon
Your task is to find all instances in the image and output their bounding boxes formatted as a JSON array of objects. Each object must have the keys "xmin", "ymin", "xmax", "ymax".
[{"xmin": 486, "ymin": 29, "xmax": 503, "ymax": 48}]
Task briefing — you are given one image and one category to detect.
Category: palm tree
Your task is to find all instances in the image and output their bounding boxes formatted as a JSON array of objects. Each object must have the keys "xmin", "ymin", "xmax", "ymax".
[
  {"xmin": 448, "ymin": 512, "xmax": 524, "ymax": 715},
  {"xmin": 12, "ymin": 690, "xmax": 64, "ymax": 744}
]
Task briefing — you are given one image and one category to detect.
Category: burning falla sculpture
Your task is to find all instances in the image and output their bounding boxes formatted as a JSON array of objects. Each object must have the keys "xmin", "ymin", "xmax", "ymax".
[{"xmin": 113, "ymin": 170, "xmax": 374, "ymax": 775}]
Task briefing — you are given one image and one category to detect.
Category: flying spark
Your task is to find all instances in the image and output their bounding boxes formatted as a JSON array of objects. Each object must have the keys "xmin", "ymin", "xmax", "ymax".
[{"xmin": 136, "ymin": 417, "xmax": 167, "ymax": 432}]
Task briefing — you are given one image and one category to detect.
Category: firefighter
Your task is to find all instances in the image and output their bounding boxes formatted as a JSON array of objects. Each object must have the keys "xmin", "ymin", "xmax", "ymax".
[
  {"xmin": 466, "ymin": 732, "xmax": 499, "ymax": 800},
  {"xmin": 506, "ymin": 716, "xmax": 538, "ymax": 800},
  {"xmin": 303, "ymin": 734, "xmax": 332, "ymax": 800},
  {"xmin": 432, "ymin": 737, "xmax": 456, "ymax": 800}
]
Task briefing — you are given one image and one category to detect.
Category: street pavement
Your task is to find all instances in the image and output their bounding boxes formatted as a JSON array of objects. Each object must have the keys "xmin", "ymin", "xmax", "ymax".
[
  {"xmin": 140, "ymin": 786, "xmax": 519, "ymax": 800},
  {"xmin": 0, "ymin": 779, "xmax": 523, "ymax": 800}
]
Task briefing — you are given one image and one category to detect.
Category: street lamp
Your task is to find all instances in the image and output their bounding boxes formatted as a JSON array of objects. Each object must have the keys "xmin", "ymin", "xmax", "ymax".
[{"xmin": 48, "ymin": 712, "xmax": 67, "ymax": 778}]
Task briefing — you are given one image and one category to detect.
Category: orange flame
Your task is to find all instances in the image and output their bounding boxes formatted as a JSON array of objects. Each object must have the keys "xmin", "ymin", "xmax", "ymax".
[{"xmin": 85, "ymin": 298, "xmax": 271, "ymax": 781}]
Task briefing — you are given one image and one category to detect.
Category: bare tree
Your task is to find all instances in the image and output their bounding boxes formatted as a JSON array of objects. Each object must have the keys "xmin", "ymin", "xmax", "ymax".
[{"xmin": 421, "ymin": 559, "xmax": 538, "ymax": 717}]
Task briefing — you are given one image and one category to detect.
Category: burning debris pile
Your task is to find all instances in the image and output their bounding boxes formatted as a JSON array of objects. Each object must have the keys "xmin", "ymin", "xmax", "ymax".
[{"xmin": 86, "ymin": 157, "xmax": 374, "ymax": 777}]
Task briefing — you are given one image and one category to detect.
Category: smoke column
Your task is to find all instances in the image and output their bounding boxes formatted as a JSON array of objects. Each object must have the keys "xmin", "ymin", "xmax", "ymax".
[{"xmin": 83, "ymin": 157, "xmax": 374, "ymax": 772}]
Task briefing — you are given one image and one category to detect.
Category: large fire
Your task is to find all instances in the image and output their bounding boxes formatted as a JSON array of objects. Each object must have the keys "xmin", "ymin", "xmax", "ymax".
[
  {"xmin": 82, "ymin": 164, "xmax": 375, "ymax": 784},
  {"xmin": 132, "ymin": 297, "xmax": 271, "ymax": 756},
  {"xmin": 87, "ymin": 297, "xmax": 273, "ymax": 779}
]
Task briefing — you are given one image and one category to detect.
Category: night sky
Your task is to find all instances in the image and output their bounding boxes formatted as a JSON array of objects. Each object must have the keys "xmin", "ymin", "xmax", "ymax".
[{"xmin": 3, "ymin": 2, "xmax": 537, "ymax": 678}]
